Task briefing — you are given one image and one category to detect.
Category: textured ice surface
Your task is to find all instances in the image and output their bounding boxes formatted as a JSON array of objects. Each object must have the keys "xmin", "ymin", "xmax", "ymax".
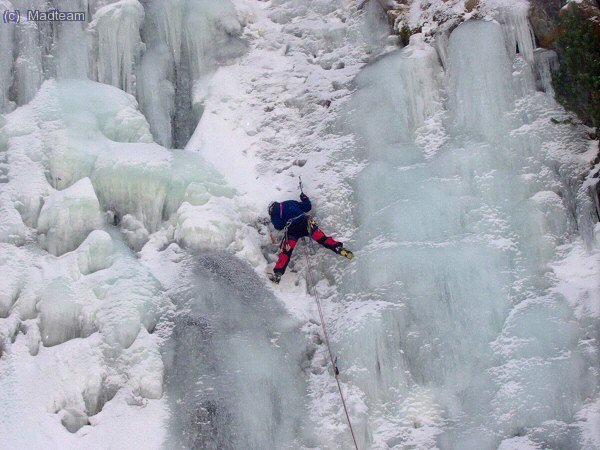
[
  {"xmin": 338, "ymin": 18, "xmax": 599, "ymax": 449},
  {"xmin": 137, "ymin": 0, "xmax": 245, "ymax": 147},
  {"xmin": 37, "ymin": 177, "xmax": 104, "ymax": 256},
  {"xmin": 0, "ymin": 226, "xmax": 170, "ymax": 445},
  {"xmin": 0, "ymin": 0, "xmax": 14, "ymax": 112},
  {"xmin": 174, "ymin": 196, "xmax": 239, "ymax": 251},
  {"xmin": 0, "ymin": 53, "xmax": 264, "ymax": 446},
  {"xmin": 0, "ymin": 0, "xmax": 244, "ymax": 149},
  {"xmin": 0, "ymin": 196, "xmax": 28, "ymax": 245},
  {"xmin": 90, "ymin": 0, "xmax": 144, "ymax": 95},
  {"xmin": 0, "ymin": 244, "xmax": 26, "ymax": 317},
  {"xmin": 182, "ymin": 0, "xmax": 598, "ymax": 446},
  {"xmin": 147, "ymin": 248, "xmax": 314, "ymax": 448},
  {"xmin": 0, "ymin": 72, "xmax": 233, "ymax": 447},
  {"xmin": 1, "ymin": 79, "xmax": 240, "ymax": 244},
  {"xmin": 38, "ymin": 277, "xmax": 97, "ymax": 346},
  {"xmin": 1, "ymin": 0, "xmax": 598, "ymax": 448},
  {"xmin": 77, "ymin": 230, "xmax": 114, "ymax": 275}
]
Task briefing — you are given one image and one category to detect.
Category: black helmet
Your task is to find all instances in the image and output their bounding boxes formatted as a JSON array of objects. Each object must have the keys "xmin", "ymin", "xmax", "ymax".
[{"xmin": 268, "ymin": 201, "xmax": 278, "ymax": 216}]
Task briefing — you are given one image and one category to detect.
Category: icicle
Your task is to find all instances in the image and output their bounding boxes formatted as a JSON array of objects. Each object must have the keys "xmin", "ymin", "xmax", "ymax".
[
  {"xmin": 144, "ymin": 0, "xmax": 184, "ymax": 65},
  {"xmin": 448, "ymin": 20, "xmax": 514, "ymax": 140},
  {"xmin": 12, "ymin": 20, "xmax": 43, "ymax": 106},
  {"xmin": 90, "ymin": 0, "xmax": 145, "ymax": 94},
  {"xmin": 494, "ymin": 4, "xmax": 537, "ymax": 65},
  {"xmin": 432, "ymin": 31, "xmax": 450, "ymax": 70},
  {"xmin": 533, "ymin": 48, "xmax": 559, "ymax": 95},
  {"xmin": 136, "ymin": 0, "xmax": 183, "ymax": 147},
  {"xmin": 138, "ymin": 0, "xmax": 244, "ymax": 147},
  {"xmin": 136, "ymin": 46, "xmax": 176, "ymax": 147},
  {"xmin": 53, "ymin": 0, "xmax": 91, "ymax": 80},
  {"xmin": 0, "ymin": 1, "xmax": 15, "ymax": 112}
]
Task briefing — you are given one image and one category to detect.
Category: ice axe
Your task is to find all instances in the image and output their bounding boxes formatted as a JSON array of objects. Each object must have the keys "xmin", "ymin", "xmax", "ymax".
[{"xmin": 298, "ymin": 176, "xmax": 304, "ymax": 195}]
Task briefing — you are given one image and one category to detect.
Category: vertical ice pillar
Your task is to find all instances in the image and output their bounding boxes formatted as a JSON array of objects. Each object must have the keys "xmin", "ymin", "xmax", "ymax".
[
  {"xmin": 53, "ymin": 0, "xmax": 90, "ymax": 80},
  {"xmin": 136, "ymin": 45, "xmax": 176, "ymax": 147},
  {"xmin": 137, "ymin": 0, "xmax": 244, "ymax": 148},
  {"xmin": 448, "ymin": 20, "xmax": 515, "ymax": 140},
  {"xmin": 0, "ymin": 1, "xmax": 15, "ymax": 112},
  {"xmin": 145, "ymin": 0, "xmax": 183, "ymax": 66},
  {"xmin": 136, "ymin": 0, "xmax": 183, "ymax": 148},
  {"xmin": 495, "ymin": 3, "xmax": 537, "ymax": 65},
  {"xmin": 90, "ymin": 0, "xmax": 145, "ymax": 95},
  {"xmin": 12, "ymin": 20, "xmax": 43, "ymax": 106},
  {"xmin": 175, "ymin": 0, "xmax": 243, "ymax": 148},
  {"xmin": 491, "ymin": 3, "xmax": 539, "ymax": 97},
  {"xmin": 533, "ymin": 48, "xmax": 559, "ymax": 94},
  {"xmin": 349, "ymin": 39, "xmax": 443, "ymax": 162}
]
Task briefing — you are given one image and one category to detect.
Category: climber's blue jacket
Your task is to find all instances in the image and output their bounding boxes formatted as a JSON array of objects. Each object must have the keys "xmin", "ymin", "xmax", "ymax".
[{"xmin": 269, "ymin": 195, "xmax": 312, "ymax": 230}]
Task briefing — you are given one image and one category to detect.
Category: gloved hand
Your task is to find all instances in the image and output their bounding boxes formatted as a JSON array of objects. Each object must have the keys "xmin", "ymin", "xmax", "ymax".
[{"xmin": 300, "ymin": 193, "xmax": 309, "ymax": 202}]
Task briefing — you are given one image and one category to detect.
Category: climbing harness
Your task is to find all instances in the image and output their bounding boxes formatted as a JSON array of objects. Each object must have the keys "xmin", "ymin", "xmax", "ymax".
[
  {"xmin": 277, "ymin": 212, "xmax": 308, "ymax": 253},
  {"xmin": 302, "ymin": 242, "xmax": 359, "ymax": 450},
  {"xmin": 277, "ymin": 213, "xmax": 320, "ymax": 254}
]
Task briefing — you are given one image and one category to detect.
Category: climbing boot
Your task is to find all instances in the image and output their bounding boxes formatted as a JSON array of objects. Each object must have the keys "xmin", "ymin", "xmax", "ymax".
[
  {"xmin": 269, "ymin": 272, "xmax": 282, "ymax": 284},
  {"xmin": 335, "ymin": 245, "xmax": 353, "ymax": 260}
]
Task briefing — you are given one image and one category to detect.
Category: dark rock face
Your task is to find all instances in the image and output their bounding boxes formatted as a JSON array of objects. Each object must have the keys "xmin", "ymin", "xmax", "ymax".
[
  {"xmin": 529, "ymin": 0, "xmax": 600, "ymax": 48},
  {"xmin": 551, "ymin": 1, "xmax": 600, "ymax": 128},
  {"xmin": 464, "ymin": 0, "xmax": 480, "ymax": 13},
  {"xmin": 529, "ymin": 0, "xmax": 565, "ymax": 48}
]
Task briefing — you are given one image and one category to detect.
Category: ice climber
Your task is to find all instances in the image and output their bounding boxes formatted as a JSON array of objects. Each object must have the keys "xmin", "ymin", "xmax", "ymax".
[{"xmin": 268, "ymin": 192, "xmax": 353, "ymax": 284}]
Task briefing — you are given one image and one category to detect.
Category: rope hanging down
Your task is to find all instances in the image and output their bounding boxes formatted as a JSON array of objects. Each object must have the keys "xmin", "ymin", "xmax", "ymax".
[{"xmin": 302, "ymin": 242, "xmax": 359, "ymax": 450}]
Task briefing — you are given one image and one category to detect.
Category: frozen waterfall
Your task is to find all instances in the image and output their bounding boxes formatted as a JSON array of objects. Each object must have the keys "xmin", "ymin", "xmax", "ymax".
[
  {"xmin": 339, "ymin": 18, "xmax": 599, "ymax": 449},
  {"xmin": 0, "ymin": 0, "xmax": 598, "ymax": 449},
  {"xmin": 159, "ymin": 250, "xmax": 313, "ymax": 449},
  {"xmin": 0, "ymin": 0, "xmax": 245, "ymax": 148}
]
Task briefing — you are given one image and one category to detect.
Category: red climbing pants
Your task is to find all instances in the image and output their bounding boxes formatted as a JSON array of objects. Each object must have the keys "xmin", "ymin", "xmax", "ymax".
[{"xmin": 274, "ymin": 216, "xmax": 340, "ymax": 276}]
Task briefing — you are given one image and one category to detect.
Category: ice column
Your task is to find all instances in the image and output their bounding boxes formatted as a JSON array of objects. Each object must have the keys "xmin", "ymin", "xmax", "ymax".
[
  {"xmin": 90, "ymin": 0, "xmax": 145, "ymax": 95},
  {"xmin": 448, "ymin": 20, "xmax": 515, "ymax": 139},
  {"xmin": 137, "ymin": 0, "xmax": 244, "ymax": 148},
  {"xmin": 495, "ymin": 3, "xmax": 537, "ymax": 65},
  {"xmin": 53, "ymin": 0, "xmax": 90, "ymax": 79},
  {"xmin": 0, "ymin": 0, "xmax": 15, "ymax": 112},
  {"xmin": 533, "ymin": 48, "xmax": 559, "ymax": 94},
  {"xmin": 12, "ymin": 20, "xmax": 43, "ymax": 106}
]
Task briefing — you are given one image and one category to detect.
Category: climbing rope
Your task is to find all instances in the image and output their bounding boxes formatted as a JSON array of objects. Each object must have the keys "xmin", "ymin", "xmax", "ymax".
[{"xmin": 302, "ymin": 242, "xmax": 359, "ymax": 450}]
